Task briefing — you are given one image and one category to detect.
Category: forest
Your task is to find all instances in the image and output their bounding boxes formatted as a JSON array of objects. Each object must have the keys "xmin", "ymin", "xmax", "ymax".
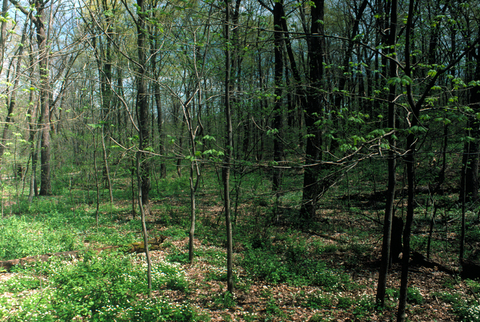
[{"xmin": 0, "ymin": 0, "xmax": 479, "ymax": 321}]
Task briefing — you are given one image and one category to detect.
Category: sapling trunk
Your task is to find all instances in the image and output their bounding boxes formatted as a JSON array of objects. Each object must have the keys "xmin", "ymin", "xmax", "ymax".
[
  {"xmin": 427, "ymin": 204, "xmax": 437, "ymax": 260},
  {"xmin": 137, "ymin": 151, "xmax": 152, "ymax": 296}
]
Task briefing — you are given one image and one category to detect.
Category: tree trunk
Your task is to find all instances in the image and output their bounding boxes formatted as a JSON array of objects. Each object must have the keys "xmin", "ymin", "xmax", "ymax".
[
  {"xmin": 0, "ymin": 20, "xmax": 27, "ymax": 161},
  {"xmin": 0, "ymin": 0, "xmax": 8, "ymax": 76},
  {"xmin": 150, "ymin": 25, "xmax": 167, "ymax": 179},
  {"xmin": 9, "ymin": 0, "xmax": 55, "ymax": 195},
  {"xmin": 300, "ymin": 0, "xmax": 325, "ymax": 223},
  {"xmin": 376, "ymin": 0, "xmax": 397, "ymax": 306},
  {"xmin": 459, "ymin": 73, "xmax": 480, "ymax": 203},
  {"xmin": 137, "ymin": 151, "xmax": 152, "ymax": 297},
  {"xmin": 224, "ymin": 0, "xmax": 234, "ymax": 293},
  {"xmin": 35, "ymin": 1, "xmax": 52, "ymax": 196},
  {"xmin": 135, "ymin": 0, "xmax": 151, "ymax": 207},
  {"xmin": 272, "ymin": 0, "xmax": 284, "ymax": 193},
  {"xmin": 397, "ymin": 1, "xmax": 417, "ymax": 320}
]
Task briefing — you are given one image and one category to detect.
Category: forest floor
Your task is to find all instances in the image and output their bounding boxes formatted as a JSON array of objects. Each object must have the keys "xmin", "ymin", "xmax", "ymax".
[
  {"xmin": 135, "ymin": 203, "xmax": 467, "ymax": 322},
  {"xmin": 155, "ymin": 238, "xmax": 459, "ymax": 321},
  {"xmin": 0, "ymin": 175, "xmax": 477, "ymax": 321}
]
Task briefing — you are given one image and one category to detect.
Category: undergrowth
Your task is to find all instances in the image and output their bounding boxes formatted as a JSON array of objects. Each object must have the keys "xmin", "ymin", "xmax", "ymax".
[{"xmin": 0, "ymin": 251, "xmax": 198, "ymax": 321}]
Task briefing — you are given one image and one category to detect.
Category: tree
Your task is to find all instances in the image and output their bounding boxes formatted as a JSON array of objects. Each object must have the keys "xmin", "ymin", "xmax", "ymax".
[
  {"xmin": 0, "ymin": 0, "xmax": 9, "ymax": 76},
  {"xmin": 299, "ymin": 0, "xmax": 325, "ymax": 223},
  {"xmin": 224, "ymin": 0, "xmax": 234, "ymax": 293},
  {"xmin": 376, "ymin": 0, "xmax": 398, "ymax": 307},
  {"xmin": 10, "ymin": 0, "xmax": 52, "ymax": 195},
  {"xmin": 395, "ymin": 1, "xmax": 480, "ymax": 319},
  {"xmin": 0, "ymin": 18, "xmax": 28, "ymax": 162}
]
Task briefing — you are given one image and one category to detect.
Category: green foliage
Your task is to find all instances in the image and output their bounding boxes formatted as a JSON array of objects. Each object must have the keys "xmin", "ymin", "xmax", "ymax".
[
  {"xmin": 303, "ymin": 292, "xmax": 334, "ymax": 309},
  {"xmin": 387, "ymin": 287, "xmax": 424, "ymax": 305},
  {"xmin": 337, "ymin": 296, "xmax": 355, "ymax": 309},
  {"xmin": 0, "ymin": 215, "xmax": 80, "ymax": 260},
  {"xmin": 0, "ymin": 274, "xmax": 43, "ymax": 293},
  {"xmin": 205, "ymin": 266, "xmax": 237, "ymax": 283},
  {"xmin": 0, "ymin": 252, "xmax": 196, "ymax": 321},
  {"xmin": 241, "ymin": 237, "xmax": 350, "ymax": 289},
  {"xmin": 352, "ymin": 296, "xmax": 376, "ymax": 319},
  {"xmin": 436, "ymin": 291, "xmax": 480, "ymax": 322},
  {"xmin": 166, "ymin": 248, "xmax": 190, "ymax": 264},
  {"xmin": 213, "ymin": 291, "xmax": 236, "ymax": 309},
  {"xmin": 262, "ymin": 290, "xmax": 290, "ymax": 321},
  {"xmin": 456, "ymin": 303, "xmax": 480, "ymax": 322},
  {"xmin": 405, "ymin": 287, "xmax": 424, "ymax": 305}
]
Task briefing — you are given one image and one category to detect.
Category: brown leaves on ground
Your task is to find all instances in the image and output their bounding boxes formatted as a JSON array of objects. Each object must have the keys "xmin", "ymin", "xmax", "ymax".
[{"xmin": 147, "ymin": 235, "xmax": 464, "ymax": 322}]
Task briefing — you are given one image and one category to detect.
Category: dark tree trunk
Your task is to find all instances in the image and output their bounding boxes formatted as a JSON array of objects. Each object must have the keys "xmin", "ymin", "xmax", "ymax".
[
  {"xmin": 300, "ymin": 0, "xmax": 325, "ymax": 223},
  {"xmin": 34, "ymin": 1, "xmax": 52, "ymax": 196},
  {"xmin": 376, "ymin": 0, "xmax": 397, "ymax": 306},
  {"xmin": 459, "ymin": 56, "xmax": 480, "ymax": 203},
  {"xmin": 398, "ymin": 1, "xmax": 418, "ymax": 320},
  {"xmin": 272, "ymin": 0, "xmax": 284, "ymax": 193},
  {"xmin": 224, "ymin": 0, "xmax": 234, "ymax": 293},
  {"xmin": 135, "ymin": 0, "xmax": 150, "ymax": 206}
]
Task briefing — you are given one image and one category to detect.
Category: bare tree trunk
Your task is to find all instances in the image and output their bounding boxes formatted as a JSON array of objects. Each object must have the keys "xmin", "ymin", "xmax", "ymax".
[
  {"xmin": 135, "ymin": 0, "xmax": 151, "ymax": 207},
  {"xmin": 300, "ymin": 0, "xmax": 325, "ymax": 223},
  {"xmin": 224, "ymin": 0, "xmax": 234, "ymax": 293},
  {"xmin": 27, "ymin": 38, "xmax": 38, "ymax": 202},
  {"xmin": 34, "ymin": 1, "xmax": 52, "ymax": 196},
  {"xmin": 0, "ymin": 19, "xmax": 28, "ymax": 161},
  {"xmin": 101, "ymin": 126, "xmax": 113, "ymax": 204},
  {"xmin": 0, "ymin": 0, "xmax": 8, "ymax": 76},
  {"xmin": 93, "ymin": 129, "xmax": 100, "ymax": 227},
  {"xmin": 397, "ymin": 1, "xmax": 417, "ymax": 320},
  {"xmin": 376, "ymin": 0, "xmax": 397, "ymax": 306},
  {"xmin": 272, "ymin": 0, "xmax": 284, "ymax": 194},
  {"xmin": 9, "ymin": 0, "xmax": 51, "ymax": 195},
  {"xmin": 137, "ymin": 151, "xmax": 152, "ymax": 297}
]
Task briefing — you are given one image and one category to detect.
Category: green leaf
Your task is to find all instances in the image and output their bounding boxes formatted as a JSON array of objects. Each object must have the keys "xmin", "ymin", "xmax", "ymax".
[
  {"xmin": 203, "ymin": 135, "xmax": 216, "ymax": 141},
  {"xmin": 401, "ymin": 75, "xmax": 413, "ymax": 86},
  {"xmin": 409, "ymin": 126, "xmax": 428, "ymax": 134}
]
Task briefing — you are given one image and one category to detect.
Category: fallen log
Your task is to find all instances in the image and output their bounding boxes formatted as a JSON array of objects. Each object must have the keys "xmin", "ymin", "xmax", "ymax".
[
  {"xmin": 410, "ymin": 251, "xmax": 457, "ymax": 275},
  {"xmin": 0, "ymin": 236, "xmax": 167, "ymax": 272}
]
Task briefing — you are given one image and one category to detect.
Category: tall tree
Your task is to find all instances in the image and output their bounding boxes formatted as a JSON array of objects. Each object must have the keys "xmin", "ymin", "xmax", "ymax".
[
  {"xmin": 300, "ymin": 0, "xmax": 325, "ymax": 222},
  {"xmin": 0, "ymin": 0, "xmax": 9, "ymax": 76},
  {"xmin": 272, "ymin": 0, "xmax": 284, "ymax": 194},
  {"xmin": 127, "ymin": 0, "xmax": 151, "ymax": 206},
  {"xmin": 0, "ymin": 19, "xmax": 28, "ymax": 161},
  {"xmin": 10, "ymin": 0, "xmax": 52, "ymax": 195},
  {"xmin": 224, "ymin": 0, "xmax": 234, "ymax": 294},
  {"xmin": 376, "ymin": 0, "xmax": 398, "ymax": 307}
]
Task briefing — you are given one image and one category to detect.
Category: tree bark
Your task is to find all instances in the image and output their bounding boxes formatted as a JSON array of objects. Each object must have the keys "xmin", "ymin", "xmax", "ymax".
[
  {"xmin": 376, "ymin": 0, "xmax": 397, "ymax": 306},
  {"xmin": 398, "ymin": 1, "xmax": 417, "ymax": 320},
  {"xmin": 34, "ymin": 1, "xmax": 52, "ymax": 196},
  {"xmin": 224, "ymin": 0, "xmax": 234, "ymax": 293},
  {"xmin": 272, "ymin": 0, "xmax": 284, "ymax": 193},
  {"xmin": 0, "ymin": 0, "xmax": 8, "ymax": 76},
  {"xmin": 135, "ymin": 0, "xmax": 151, "ymax": 206},
  {"xmin": 10, "ymin": 0, "xmax": 54, "ymax": 195},
  {"xmin": 299, "ymin": 0, "xmax": 325, "ymax": 223}
]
